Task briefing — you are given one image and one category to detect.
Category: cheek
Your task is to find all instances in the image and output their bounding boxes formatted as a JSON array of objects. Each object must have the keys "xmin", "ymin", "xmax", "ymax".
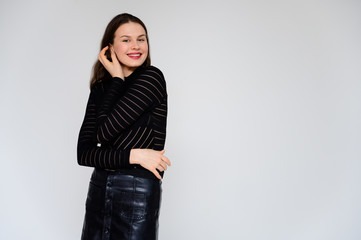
[
  {"xmin": 143, "ymin": 43, "xmax": 149, "ymax": 52},
  {"xmin": 113, "ymin": 45, "xmax": 126, "ymax": 55},
  {"xmin": 142, "ymin": 44, "xmax": 149, "ymax": 56}
]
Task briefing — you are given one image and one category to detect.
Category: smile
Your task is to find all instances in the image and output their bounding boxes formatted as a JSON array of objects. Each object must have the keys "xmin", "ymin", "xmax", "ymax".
[{"xmin": 127, "ymin": 52, "xmax": 142, "ymax": 59}]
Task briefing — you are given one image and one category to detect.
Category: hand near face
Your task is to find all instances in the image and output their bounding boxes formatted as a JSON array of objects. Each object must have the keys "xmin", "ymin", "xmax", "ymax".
[{"xmin": 98, "ymin": 45, "xmax": 125, "ymax": 79}]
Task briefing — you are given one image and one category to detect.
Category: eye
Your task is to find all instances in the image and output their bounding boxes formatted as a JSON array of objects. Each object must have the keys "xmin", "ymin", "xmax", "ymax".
[
  {"xmin": 138, "ymin": 38, "xmax": 146, "ymax": 42},
  {"xmin": 122, "ymin": 39, "xmax": 130, "ymax": 42}
]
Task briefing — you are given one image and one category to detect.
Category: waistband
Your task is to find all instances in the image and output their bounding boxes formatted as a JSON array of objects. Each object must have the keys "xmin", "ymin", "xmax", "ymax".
[
  {"xmin": 102, "ymin": 165, "xmax": 164, "ymax": 180},
  {"xmin": 90, "ymin": 168, "xmax": 161, "ymax": 192}
]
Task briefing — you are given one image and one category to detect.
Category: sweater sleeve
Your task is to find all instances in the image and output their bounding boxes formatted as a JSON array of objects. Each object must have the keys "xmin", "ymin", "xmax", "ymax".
[
  {"xmin": 97, "ymin": 77, "xmax": 126, "ymax": 118},
  {"xmin": 96, "ymin": 66, "xmax": 167, "ymax": 144},
  {"xmin": 77, "ymin": 88, "xmax": 131, "ymax": 169}
]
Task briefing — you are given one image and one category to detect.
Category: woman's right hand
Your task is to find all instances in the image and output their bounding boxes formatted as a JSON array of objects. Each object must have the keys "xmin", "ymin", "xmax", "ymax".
[
  {"xmin": 130, "ymin": 149, "xmax": 171, "ymax": 179},
  {"xmin": 98, "ymin": 45, "xmax": 124, "ymax": 79}
]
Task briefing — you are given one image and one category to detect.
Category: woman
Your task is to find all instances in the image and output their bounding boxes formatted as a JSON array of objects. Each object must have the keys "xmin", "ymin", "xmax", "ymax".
[{"xmin": 77, "ymin": 13, "xmax": 170, "ymax": 240}]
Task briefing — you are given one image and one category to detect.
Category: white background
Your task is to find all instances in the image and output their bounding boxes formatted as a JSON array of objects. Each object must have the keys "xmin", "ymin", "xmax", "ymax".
[{"xmin": 1, "ymin": 0, "xmax": 360, "ymax": 239}]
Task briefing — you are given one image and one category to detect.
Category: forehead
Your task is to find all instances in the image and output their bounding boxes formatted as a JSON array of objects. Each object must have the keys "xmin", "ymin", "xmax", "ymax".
[{"xmin": 114, "ymin": 22, "xmax": 146, "ymax": 37}]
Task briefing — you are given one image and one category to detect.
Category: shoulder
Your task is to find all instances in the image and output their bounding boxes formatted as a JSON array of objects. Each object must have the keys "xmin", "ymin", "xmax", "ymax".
[
  {"xmin": 90, "ymin": 78, "xmax": 112, "ymax": 105},
  {"xmin": 140, "ymin": 66, "xmax": 165, "ymax": 81},
  {"xmin": 137, "ymin": 65, "xmax": 166, "ymax": 88},
  {"xmin": 91, "ymin": 78, "xmax": 111, "ymax": 92},
  {"xmin": 134, "ymin": 66, "xmax": 167, "ymax": 97}
]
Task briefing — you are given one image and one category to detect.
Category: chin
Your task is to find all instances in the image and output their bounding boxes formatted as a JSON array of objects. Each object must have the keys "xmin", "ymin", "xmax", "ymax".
[
  {"xmin": 128, "ymin": 61, "xmax": 146, "ymax": 68},
  {"xmin": 128, "ymin": 63, "xmax": 143, "ymax": 68}
]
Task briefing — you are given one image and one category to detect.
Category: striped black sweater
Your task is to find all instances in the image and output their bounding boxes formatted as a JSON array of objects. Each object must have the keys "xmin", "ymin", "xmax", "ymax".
[{"xmin": 77, "ymin": 66, "xmax": 167, "ymax": 179}]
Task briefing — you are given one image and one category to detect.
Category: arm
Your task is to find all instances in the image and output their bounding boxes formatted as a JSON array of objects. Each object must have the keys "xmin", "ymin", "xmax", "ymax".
[
  {"xmin": 97, "ymin": 77, "xmax": 126, "ymax": 118},
  {"xmin": 77, "ymin": 86, "xmax": 171, "ymax": 178},
  {"xmin": 96, "ymin": 66, "xmax": 167, "ymax": 144},
  {"xmin": 77, "ymin": 88, "xmax": 131, "ymax": 169}
]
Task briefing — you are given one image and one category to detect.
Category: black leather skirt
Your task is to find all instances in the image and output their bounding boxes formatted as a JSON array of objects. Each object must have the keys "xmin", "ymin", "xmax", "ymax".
[{"xmin": 81, "ymin": 168, "xmax": 162, "ymax": 240}]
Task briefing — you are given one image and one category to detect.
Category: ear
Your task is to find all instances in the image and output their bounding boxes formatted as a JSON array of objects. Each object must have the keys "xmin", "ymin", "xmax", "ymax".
[{"xmin": 109, "ymin": 43, "xmax": 114, "ymax": 51}]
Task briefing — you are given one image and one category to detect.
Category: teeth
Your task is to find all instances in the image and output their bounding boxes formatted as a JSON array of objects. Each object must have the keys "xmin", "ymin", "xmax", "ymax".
[{"xmin": 128, "ymin": 54, "xmax": 140, "ymax": 57}]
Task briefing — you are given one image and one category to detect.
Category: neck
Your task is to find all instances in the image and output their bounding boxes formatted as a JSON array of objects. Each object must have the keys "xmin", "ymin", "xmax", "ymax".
[{"xmin": 122, "ymin": 66, "xmax": 137, "ymax": 77}]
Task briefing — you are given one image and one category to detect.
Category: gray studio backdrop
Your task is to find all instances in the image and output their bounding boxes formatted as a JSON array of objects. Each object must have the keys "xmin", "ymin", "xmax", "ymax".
[{"xmin": 1, "ymin": 0, "xmax": 360, "ymax": 239}]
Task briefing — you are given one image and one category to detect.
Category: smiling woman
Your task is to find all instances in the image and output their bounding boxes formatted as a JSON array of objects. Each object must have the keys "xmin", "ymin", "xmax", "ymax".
[
  {"xmin": 110, "ymin": 22, "xmax": 149, "ymax": 75},
  {"xmin": 77, "ymin": 13, "xmax": 170, "ymax": 240}
]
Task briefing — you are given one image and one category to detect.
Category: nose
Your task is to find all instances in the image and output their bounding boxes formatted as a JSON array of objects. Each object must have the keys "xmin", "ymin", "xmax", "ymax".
[{"xmin": 131, "ymin": 41, "xmax": 140, "ymax": 50}]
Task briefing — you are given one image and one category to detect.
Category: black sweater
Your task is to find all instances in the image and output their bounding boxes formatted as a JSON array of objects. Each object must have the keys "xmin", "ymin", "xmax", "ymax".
[{"xmin": 77, "ymin": 66, "xmax": 167, "ymax": 179}]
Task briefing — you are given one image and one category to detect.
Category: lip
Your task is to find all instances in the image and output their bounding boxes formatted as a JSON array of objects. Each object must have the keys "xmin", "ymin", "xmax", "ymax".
[{"xmin": 127, "ymin": 52, "xmax": 142, "ymax": 60}]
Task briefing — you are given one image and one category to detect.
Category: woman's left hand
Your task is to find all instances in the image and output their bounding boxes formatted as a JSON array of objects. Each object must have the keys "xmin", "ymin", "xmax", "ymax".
[
  {"xmin": 129, "ymin": 149, "xmax": 171, "ymax": 179},
  {"xmin": 98, "ymin": 46, "xmax": 124, "ymax": 79}
]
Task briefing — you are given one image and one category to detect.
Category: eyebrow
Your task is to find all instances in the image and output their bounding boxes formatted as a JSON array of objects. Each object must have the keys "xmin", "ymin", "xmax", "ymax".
[{"xmin": 119, "ymin": 34, "xmax": 146, "ymax": 38}]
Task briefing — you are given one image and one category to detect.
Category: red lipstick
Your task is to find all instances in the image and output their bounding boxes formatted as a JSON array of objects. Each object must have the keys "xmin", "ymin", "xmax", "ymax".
[{"xmin": 127, "ymin": 52, "xmax": 142, "ymax": 60}]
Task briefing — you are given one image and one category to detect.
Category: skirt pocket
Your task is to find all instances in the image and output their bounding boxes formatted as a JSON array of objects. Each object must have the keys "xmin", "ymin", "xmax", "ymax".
[
  {"xmin": 114, "ymin": 191, "xmax": 147, "ymax": 220},
  {"xmin": 85, "ymin": 181, "xmax": 105, "ymax": 213}
]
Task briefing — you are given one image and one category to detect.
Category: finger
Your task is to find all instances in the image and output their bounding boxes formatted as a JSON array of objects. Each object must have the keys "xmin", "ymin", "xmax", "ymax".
[
  {"xmin": 155, "ymin": 162, "xmax": 165, "ymax": 172},
  {"xmin": 110, "ymin": 48, "xmax": 118, "ymax": 63},
  {"xmin": 98, "ymin": 53, "xmax": 103, "ymax": 64},
  {"xmin": 101, "ymin": 45, "xmax": 109, "ymax": 53},
  {"xmin": 159, "ymin": 150, "xmax": 170, "ymax": 166},
  {"xmin": 98, "ymin": 46, "xmax": 109, "ymax": 63},
  {"xmin": 99, "ymin": 46, "xmax": 109, "ymax": 58},
  {"xmin": 156, "ymin": 166, "xmax": 164, "ymax": 173},
  {"xmin": 161, "ymin": 155, "xmax": 171, "ymax": 166},
  {"xmin": 152, "ymin": 169, "xmax": 162, "ymax": 179},
  {"xmin": 159, "ymin": 160, "xmax": 167, "ymax": 171}
]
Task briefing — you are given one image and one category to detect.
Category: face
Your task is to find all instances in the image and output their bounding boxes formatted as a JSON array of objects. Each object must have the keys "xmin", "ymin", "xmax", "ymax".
[{"xmin": 111, "ymin": 22, "xmax": 148, "ymax": 77}]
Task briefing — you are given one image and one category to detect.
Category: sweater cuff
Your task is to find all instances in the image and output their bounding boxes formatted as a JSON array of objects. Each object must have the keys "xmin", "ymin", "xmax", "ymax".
[
  {"xmin": 112, "ymin": 76, "xmax": 125, "ymax": 83},
  {"xmin": 109, "ymin": 77, "xmax": 125, "ymax": 91},
  {"xmin": 120, "ymin": 149, "xmax": 132, "ymax": 168}
]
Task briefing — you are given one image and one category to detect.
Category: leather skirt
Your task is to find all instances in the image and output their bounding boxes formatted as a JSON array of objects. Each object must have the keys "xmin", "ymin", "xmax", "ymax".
[{"xmin": 81, "ymin": 168, "xmax": 162, "ymax": 240}]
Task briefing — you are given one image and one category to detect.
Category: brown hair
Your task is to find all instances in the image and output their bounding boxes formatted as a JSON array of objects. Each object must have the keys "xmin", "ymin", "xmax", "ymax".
[{"xmin": 90, "ymin": 13, "xmax": 151, "ymax": 88}]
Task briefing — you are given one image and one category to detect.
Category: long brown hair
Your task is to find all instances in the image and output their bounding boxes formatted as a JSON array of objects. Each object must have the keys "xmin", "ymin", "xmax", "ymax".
[{"xmin": 90, "ymin": 13, "xmax": 151, "ymax": 89}]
